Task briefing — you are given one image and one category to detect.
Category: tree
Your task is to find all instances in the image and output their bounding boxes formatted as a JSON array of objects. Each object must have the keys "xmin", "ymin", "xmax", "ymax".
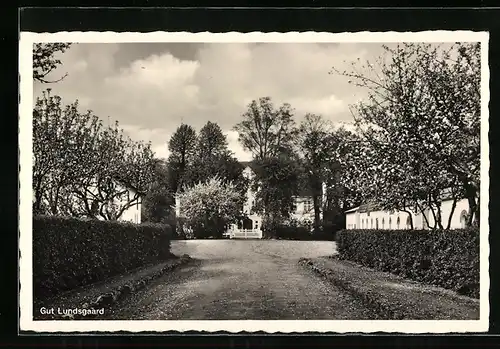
[
  {"xmin": 85, "ymin": 127, "xmax": 155, "ymax": 220},
  {"xmin": 322, "ymin": 126, "xmax": 364, "ymax": 230},
  {"xmin": 33, "ymin": 89, "xmax": 155, "ymax": 220},
  {"xmin": 233, "ymin": 97, "xmax": 297, "ymax": 161},
  {"xmin": 233, "ymin": 97, "xmax": 302, "ymax": 233},
  {"xmin": 176, "ymin": 176, "xmax": 242, "ymax": 238},
  {"xmin": 141, "ymin": 158, "xmax": 175, "ymax": 223},
  {"xmin": 166, "ymin": 124, "xmax": 197, "ymax": 193},
  {"xmin": 185, "ymin": 121, "xmax": 247, "ymax": 194},
  {"xmin": 196, "ymin": 121, "xmax": 230, "ymax": 160},
  {"xmin": 295, "ymin": 113, "xmax": 334, "ymax": 232},
  {"xmin": 332, "ymin": 42, "xmax": 480, "ymax": 228},
  {"xmin": 33, "ymin": 43, "xmax": 72, "ymax": 83},
  {"xmin": 32, "ymin": 89, "xmax": 103, "ymax": 215},
  {"xmin": 251, "ymin": 155, "xmax": 301, "ymax": 224}
]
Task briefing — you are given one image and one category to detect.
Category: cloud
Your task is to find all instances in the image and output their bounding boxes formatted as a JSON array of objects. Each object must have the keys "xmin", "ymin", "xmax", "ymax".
[
  {"xmin": 33, "ymin": 42, "xmax": 387, "ymax": 160},
  {"xmin": 226, "ymin": 130, "xmax": 252, "ymax": 161}
]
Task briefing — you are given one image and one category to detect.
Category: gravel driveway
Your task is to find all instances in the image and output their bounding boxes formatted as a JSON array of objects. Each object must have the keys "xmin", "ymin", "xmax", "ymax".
[{"xmin": 105, "ymin": 240, "xmax": 375, "ymax": 320}]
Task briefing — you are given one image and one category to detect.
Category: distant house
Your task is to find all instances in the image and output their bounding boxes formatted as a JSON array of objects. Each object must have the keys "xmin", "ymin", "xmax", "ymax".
[
  {"xmin": 345, "ymin": 191, "xmax": 473, "ymax": 230},
  {"xmin": 226, "ymin": 161, "xmax": 326, "ymax": 238},
  {"xmin": 34, "ymin": 177, "xmax": 143, "ymax": 224},
  {"xmin": 109, "ymin": 180, "xmax": 143, "ymax": 224},
  {"xmin": 82, "ymin": 177, "xmax": 143, "ymax": 224},
  {"xmin": 175, "ymin": 161, "xmax": 326, "ymax": 239}
]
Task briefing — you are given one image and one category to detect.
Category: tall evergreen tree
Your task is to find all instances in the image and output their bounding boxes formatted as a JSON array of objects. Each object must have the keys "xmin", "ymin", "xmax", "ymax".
[{"xmin": 166, "ymin": 124, "xmax": 197, "ymax": 193}]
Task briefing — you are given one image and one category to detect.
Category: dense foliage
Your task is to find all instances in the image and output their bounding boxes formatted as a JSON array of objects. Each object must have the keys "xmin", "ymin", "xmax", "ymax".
[
  {"xmin": 33, "ymin": 89, "xmax": 155, "ymax": 220},
  {"xmin": 336, "ymin": 228, "xmax": 480, "ymax": 298},
  {"xmin": 33, "ymin": 43, "xmax": 72, "ymax": 83},
  {"xmin": 33, "ymin": 215, "xmax": 173, "ymax": 300},
  {"xmin": 331, "ymin": 43, "xmax": 481, "ymax": 228},
  {"xmin": 262, "ymin": 218, "xmax": 336, "ymax": 240},
  {"xmin": 176, "ymin": 177, "xmax": 243, "ymax": 238}
]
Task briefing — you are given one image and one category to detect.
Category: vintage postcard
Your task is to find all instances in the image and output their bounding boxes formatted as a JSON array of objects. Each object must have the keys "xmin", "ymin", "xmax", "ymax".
[{"xmin": 19, "ymin": 31, "xmax": 489, "ymax": 333}]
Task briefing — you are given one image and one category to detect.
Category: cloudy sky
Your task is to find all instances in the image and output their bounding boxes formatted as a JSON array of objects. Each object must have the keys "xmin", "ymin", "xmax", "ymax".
[{"xmin": 33, "ymin": 42, "xmax": 390, "ymax": 160}]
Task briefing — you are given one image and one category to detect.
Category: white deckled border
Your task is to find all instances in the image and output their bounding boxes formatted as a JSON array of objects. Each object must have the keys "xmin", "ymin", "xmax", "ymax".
[
  {"xmin": 19, "ymin": 30, "xmax": 490, "ymax": 334},
  {"xmin": 22, "ymin": 30, "xmax": 488, "ymax": 43}
]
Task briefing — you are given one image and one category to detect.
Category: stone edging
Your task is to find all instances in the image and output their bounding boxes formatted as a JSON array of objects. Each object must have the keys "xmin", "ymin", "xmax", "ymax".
[
  {"xmin": 298, "ymin": 257, "xmax": 479, "ymax": 320},
  {"xmin": 59, "ymin": 254, "xmax": 192, "ymax": 320},
  {"xmin": 298, "ymin": 257, "xmax": 404, "ymax": 319}
]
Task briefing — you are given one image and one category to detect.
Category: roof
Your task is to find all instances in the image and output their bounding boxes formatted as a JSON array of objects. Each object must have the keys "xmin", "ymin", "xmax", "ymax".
[
  {"xmin": 345, "ymin": 206, "xmax": 360, "ymax": 214},
  {"xmin": 345, "ymin": 189, "xmax": 471, "ymax": 214},
  {"xmin": 295, "ymin": 187, "xmax": 315, "ymax": 197},
  {"xmin": 112, "ymin": 176, "xmax": 144, "ymax": 196},
  {"xmin": 239, "ymin": 160, "xmax": 260, "ymax": 172},
  {"xmin": 358, "ymin": 201, "xmax": 381, "ymax": 213}
]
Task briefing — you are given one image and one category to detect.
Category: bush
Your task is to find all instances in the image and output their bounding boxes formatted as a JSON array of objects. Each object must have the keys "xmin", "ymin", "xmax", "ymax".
[
  {"xmin": 336, "ymin": 229, "xmax": 480, "ymax": 298},
  {"xmin": 261, "ymin": 218, "xmax": 336, "ymax": 240},
  {"xmin": 275, "ymin": 225, "xmax": 311, "ymax": 240},
  {"xmin": 33, "ymin": 215, "xmax": 173, "ymax": 301}
]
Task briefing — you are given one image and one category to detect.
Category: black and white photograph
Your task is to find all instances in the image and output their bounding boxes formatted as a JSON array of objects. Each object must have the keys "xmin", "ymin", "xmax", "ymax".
[{"xmin": 19, "ymin": 31, "xmax": 489, "ymax": 333}]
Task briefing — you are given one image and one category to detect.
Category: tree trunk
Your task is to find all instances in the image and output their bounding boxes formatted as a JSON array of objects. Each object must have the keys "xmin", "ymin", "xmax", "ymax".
[
  {"xmin": 446, "ymin": 197, "xmax": 458, "ymax": 230},
  {"xmin": 401, "ymin": 209, "xmax": 414, "ymax": 230},
  {"xmin": 473, "ymin": 195, "xmax": 480, "ymax": 227},
  {"xmin": 416, "ymin": 203, "xmax": 431, "ymax": 229},
  {"xmin": 432, "ymin": 193, "xmax": 444, "ymax": 229},
  {"xmin": 427, "ymin": 194, "xmax": 439, "ymax": 229},
  {"xmin": 311, "ymin": 178, "xmax": 322, "ymax": 232},
  {"xmin": 312, "ymin": 193, "xmax": 321, "ymax": 231},
  {"xmin": 465, "ymin": 185, "xmax": 478, "ymax": 228}
]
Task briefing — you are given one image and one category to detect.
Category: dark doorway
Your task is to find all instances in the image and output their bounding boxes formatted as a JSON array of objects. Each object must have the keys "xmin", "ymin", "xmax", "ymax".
[{"xmin": 242, "ymin": 217, "xmax": 253, "ymax": 230}]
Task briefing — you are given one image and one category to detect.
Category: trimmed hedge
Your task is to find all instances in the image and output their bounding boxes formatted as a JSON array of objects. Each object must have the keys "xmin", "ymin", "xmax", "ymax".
[
  {"xmin": 261, "ymin": 221, "xmax": 336, "ymax": 240},
  {"xmin": 336, "ymin": 229, "xmax": 480, "ymax": 298},
  {"xmin": 33, "ymin": 215, "xmax": 173, "ymax": 301}
]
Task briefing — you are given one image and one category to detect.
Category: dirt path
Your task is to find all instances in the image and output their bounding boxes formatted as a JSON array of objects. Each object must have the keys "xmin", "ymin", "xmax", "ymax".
[{"xmin": 104, "ymin": 240, "xmax": 374, "ymax": 320}]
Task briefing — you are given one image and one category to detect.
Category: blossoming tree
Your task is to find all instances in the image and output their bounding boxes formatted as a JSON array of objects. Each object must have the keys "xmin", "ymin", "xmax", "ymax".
[
  {"xmin": 331, "ymin": 42, "xmax": 480, "ymax": 228},
  {"xmin": 176, "ymin": 176, "xmax": 243, "ymax": 238}
]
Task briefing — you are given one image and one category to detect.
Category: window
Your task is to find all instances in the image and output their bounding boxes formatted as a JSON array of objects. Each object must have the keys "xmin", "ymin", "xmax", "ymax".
[
  {"xmin": 376, "ymin": 218, "xmax": 379, "ymax": 229},
  {"xmin": 304, "ymin": 199, "xmax": 313, "ymax": 212},
  {"xmin": 388, "ymin": 217, "xmax": 392, "ymax": 229},
  {"xmin": 460, "ymin": 210, "xmax": 468, "ymax": 228},
  {"xmin": 361, "ymin": 219, "xmax": 364, "ymax": 228},
  {"xmin": 371, "ymin": 218, "xmax": 373, "ymax": 229},
  {"xmin": 396, "ymin": 217, "xmax": 400, "ymax": 229},
  {"xmin": 382, "ymin": 218, "xmax": 385, "ymax": 229},
  {"xmin": 254, "ymin": 220, "xmax": 259, "ymax": 230},
  {"xmin": 406, "ymin": 216, "xmax": 412, "ymax": 230}
]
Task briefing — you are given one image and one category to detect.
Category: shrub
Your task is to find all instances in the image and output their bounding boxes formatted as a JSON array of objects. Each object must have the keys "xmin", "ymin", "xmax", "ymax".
[
  {"xmin": 336, "ymin": 229, "xmax": 480, "ymax": 298},
  {"xmin": 261, "ymin": 218, "xmax": 336, "ymax": 240},
  {"xmin": 33, "ymin": 215, "xmax": 173, "ymax": 301}
]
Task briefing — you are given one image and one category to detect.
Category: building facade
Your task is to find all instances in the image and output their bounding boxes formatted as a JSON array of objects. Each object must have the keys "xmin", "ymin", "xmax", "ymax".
[
  {"xmin": 226, "ymin": 164, "xmax": 323, "ymax": 238},
  {"xmin": 175, "ymin": 163, "xmax": 324, "ymax": 238},
  {"xmin": 114, "ymin": 185, "xmax": 142, "ymax": 224},
  {"xmin": 345, "ymin": 197, "xmax": 471, "ymax": 230}
]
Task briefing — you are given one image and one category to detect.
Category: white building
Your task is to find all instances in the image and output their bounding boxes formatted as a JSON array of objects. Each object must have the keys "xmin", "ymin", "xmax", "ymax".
[
  {"xmin": 345, "ymin": 196, "xmax": 472, "ymax": 231},
  {"xmin": 112, "ymin": 183, "xmax": 142, "ymax": 224},
  {"xmin": 82, "ymin": 178, "xmax": 143, "ymax": 224},
  {"xmin": 34, "ymin": 178, "xmax": 143, "ymax": 224}
]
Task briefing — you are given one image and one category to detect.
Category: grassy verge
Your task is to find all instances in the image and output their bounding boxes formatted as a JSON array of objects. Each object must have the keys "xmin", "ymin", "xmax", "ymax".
[
  {"xmin": 33, "ymin": 254, "xmax": 192, "ymax": 320},
  {"xmin": 299, "ymin": 256, "xmax": 479, "ymax": 320}
]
